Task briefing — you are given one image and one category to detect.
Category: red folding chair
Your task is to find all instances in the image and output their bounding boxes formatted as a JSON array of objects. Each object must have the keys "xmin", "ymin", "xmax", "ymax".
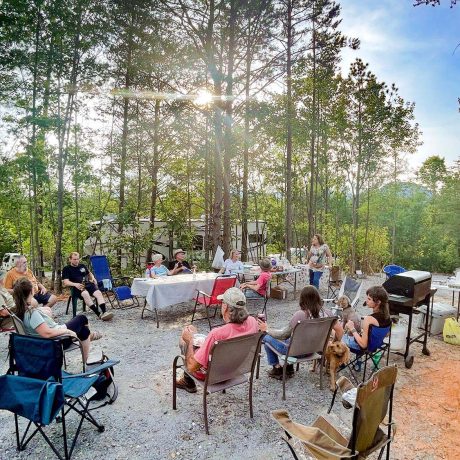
[{"xmin": 191, "ymin": 275, "xmax": 238, "ymax": 329}]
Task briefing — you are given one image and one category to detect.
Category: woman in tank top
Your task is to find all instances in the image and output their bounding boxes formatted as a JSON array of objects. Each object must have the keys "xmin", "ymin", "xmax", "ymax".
[{"xmin": 343, "ymin": 285, "xmax": 391, "ymax": 350}]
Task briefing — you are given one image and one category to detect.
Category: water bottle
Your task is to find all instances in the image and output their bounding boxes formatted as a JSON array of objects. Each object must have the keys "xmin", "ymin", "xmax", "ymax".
[{"xmin": 192, "ymin": 266, "xmax": 197, "ymax": 280}]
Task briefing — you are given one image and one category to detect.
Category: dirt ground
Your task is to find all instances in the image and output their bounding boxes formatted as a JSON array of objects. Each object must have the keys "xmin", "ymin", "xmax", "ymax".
[{"xmin": 0, "ymin": 274, "xmax": 459, "ymax": 459}]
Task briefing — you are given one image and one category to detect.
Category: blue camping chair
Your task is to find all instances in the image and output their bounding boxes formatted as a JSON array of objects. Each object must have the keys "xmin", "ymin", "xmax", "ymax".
[
  {"xmin": 341, "ymin": 325, "xmax": 392, "ymax": 385},
  {"xmin": 0, "ymin": 333, "xmax": 119, "ymax": 460},
  {"xmin": 383, "ymin": 264, "xmax": 406, "ymax": 279},
  {"xmin": 89, "ymin": 255, "xmax": 139, "ymax": 309}
]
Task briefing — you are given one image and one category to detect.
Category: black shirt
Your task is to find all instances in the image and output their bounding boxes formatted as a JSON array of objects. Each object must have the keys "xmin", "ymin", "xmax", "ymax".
[
  {"xmin": 167, "ymin": 260, "xmax": 192, "ymax": 271},
  {"xmin": 62, "ymin": 264, "xmax": 90, "ymax": 284}
]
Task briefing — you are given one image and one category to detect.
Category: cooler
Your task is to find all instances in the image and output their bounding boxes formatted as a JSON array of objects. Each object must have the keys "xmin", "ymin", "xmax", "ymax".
[{"xmin": 417, "ymin": 302, "xmax": 457, "ymax": 335}]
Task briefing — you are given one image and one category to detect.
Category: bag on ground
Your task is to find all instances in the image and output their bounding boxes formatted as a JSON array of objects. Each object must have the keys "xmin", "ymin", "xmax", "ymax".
[{"xmin": 443, "ymin": 317, "xmax": 460, "ymax": 346}]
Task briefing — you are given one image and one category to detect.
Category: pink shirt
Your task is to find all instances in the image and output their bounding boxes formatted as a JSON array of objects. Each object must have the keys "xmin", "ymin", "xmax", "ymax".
[
  {"xmin": 256, "ymin": 271, "xmax": 272, "ymax": 296},
  {"xmin": 194, "ymin": 316, "xmax": 259, "ymax": 368}
]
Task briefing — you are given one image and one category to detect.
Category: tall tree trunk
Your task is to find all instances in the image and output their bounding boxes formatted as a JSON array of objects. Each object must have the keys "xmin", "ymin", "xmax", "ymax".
[
  {"xmin": 285, "ymin": 0, "xmax": 293, "ymax": 260},
  {"xmin": 147, "ymin": 98, "xmax": 161, "ymax": 261},
  {"xmin": 222, "ymin": 0, "xmax": 238, "ymax": 257}
]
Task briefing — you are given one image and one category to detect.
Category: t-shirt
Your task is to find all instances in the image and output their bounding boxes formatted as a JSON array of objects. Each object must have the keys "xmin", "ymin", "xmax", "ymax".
[
  {"xmin": 289, "ymin": 307, "xmax": 333, "ymax": 329},
  {"xmin": 62, "ymin": 264, "xmax": 90, "ymax": 284},
  {"xmin": 222, "ymin": 259, "xmax": 244, "ymax": 275},
  {"xmin": 23, "ymin": 308, "xmax": 64, "ymax": 337},
  {"xmin": 309, "ymin": 244, "xmax": 329, "ymax": 272},
  {"xmin": 167, "ymin": 260, "xmax": 192, "ymax": 271},
  {"xmin": 4, "ymin": 268, "xmax": 39, "ymax": 294},
  {"xmin": 151, "ymin": 265, "xmax": 168, "ymax": 277},
  {"xmin": 256, "ymin": 271, "xmax": 272, "ymax": 296},
  {"xmin": 194, "ymin": 316, "xmax": 259, "ymax": 368}
]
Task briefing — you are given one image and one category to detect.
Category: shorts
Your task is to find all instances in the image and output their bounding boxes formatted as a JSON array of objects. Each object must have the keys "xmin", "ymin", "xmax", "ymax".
[
  {"xmin": 74, "ymin": 282, "xmax": 99, "ymax": 299},
  {"xmin": 34, "ymin": 291, "xmax": 53, "ymax": 305}
]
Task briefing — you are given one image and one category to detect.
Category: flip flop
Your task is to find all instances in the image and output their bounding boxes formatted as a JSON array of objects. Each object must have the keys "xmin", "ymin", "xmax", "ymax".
[{"xmin": 90, "ymin": 330, "xmax": 103, "ymax": 341}]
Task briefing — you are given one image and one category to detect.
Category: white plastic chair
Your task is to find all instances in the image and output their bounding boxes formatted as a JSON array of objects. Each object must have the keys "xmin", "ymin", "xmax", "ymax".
[{"xmin": 323, "ymin": 275, "xmax": 363, "ymax": 315}]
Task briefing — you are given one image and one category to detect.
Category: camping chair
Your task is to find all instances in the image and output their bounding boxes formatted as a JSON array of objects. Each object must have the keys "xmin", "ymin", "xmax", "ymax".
[
  {"xmin": 65, "ymin": 287, "xmax": 94, "ymax": 318},
  {"xmin": 191, "ymin": 275, "xmax": 237, "ymax": 329},
  {"xmin": 243, "ymin": 282, "xmax": 270, "ymax": 319},
  {"xmin": 341, "ymin": 325, "xmax": 392, "ymax": 385},
  {"xmin": 89, "ymin": 255, "xmax": 139, "ymax": 309},
  {"xmin": 261, "ymin": 317, "xmax": 337, "ymax": 400},
  {"xmin": 272, "ymin": 364, "xmax": 398, "ymax": 460},
  {"xmin": 172, "ymin": 332, "xmax": 264, "ymax": 435},
  {"xmin": 323, "ymin": 276, "xmax": 363, "ymax": 318},
  {"xmin": 327, "ymin": 266, "xmax": 342, "ymax": 299},
  {"xmin": 0, "ymin": 333, "xmax": 119, "ymax": 460},
  {"xmin": 383, "ymin": 264, "xmax": 406, "ymax": 279},
  {"xmin": 4, "ymin": 306, "xmax": 86, "ymax": 372}
]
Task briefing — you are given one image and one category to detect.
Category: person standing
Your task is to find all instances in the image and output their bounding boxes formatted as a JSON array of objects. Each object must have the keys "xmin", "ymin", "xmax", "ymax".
[
  {"xmin": 62, "ymin": 252, "xmax": 113, "ymax": 321},
  {"xmin": 306, "ymin": 234, "xmax": 332, "ymax": 290}
]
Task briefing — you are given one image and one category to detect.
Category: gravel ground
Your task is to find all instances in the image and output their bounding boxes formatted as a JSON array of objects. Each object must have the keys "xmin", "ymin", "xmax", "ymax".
[{"xmin": 0, "ymin": 273, "xmax": 456, "ymax": 459}]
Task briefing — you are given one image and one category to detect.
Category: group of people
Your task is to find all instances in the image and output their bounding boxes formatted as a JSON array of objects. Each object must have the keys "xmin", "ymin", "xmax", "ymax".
[
  {"xmin": 175, "ymin": 281, "xmax": 391, "ymax": 391},
  {"xmin": 174, "ymin": 243, "xmax": 391, "ymax": 392},
  {"xmin": 0, "ymin": 252, "xmax": 114, "ymax": 363}
]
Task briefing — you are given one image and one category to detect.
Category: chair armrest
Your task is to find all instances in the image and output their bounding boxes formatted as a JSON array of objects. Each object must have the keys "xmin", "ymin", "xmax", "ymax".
[
  {"xmin": 323, "ymin": 298, "xmax": 335, "ymax": 303},
  {"xmin": 62, "ymin": 359, "xmax": 120, "ymax": 379},
  {"xmin": 196, "ymin": 290, "xmax": 211, "ymax": 298}
]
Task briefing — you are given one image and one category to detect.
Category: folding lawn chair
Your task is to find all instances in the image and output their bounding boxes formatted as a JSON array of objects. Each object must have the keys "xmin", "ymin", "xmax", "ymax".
[
  {"xmin": 272, "ymin": 364, "xmax": 398, "ymax": 460},
  {"xmin": 260, "ymin": 317, "xmax": 337, "ymax": 400},
  {"xmin": 327, "ymin": 266, "xmax": 342, "ymax": 299},
  {"xmin": 323, "ymin": 276, "xmax": 363, "ymax": 318},
  {"xmin": 4, "ymin": 306, "xmax": 86, "ymax": 372},
  {"xmin": 172, "ymin": 332, "xmax": 264, "ymax": 434},
  {"xmin": 243, "ymin": 282, "xmax": 270, "ymax": 319},
  {"xmin": 0, "ymin": 333, "xmax": 119, "ymax": 460},
  {"xmin": 340, "ymin": 325, "xmax": 391, "ymax": 385},
  {"xmin": 90, "ymin": 255, "xmax": 139, "ymax": 309},
  {"xmin": 191, "ymin": 275, "xmax": 237, "ymax": 329}
]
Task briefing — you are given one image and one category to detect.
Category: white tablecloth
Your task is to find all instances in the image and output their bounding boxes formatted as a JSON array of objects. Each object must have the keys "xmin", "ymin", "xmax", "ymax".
[{"xmin": 131, "ymin": 273, "xmax": 218, "ymax": 310}]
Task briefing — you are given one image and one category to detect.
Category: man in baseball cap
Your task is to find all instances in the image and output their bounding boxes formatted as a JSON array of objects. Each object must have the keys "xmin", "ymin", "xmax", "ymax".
[{"xmin": 175, "ymin": 287, "xmax": 260, "ymax": 393}]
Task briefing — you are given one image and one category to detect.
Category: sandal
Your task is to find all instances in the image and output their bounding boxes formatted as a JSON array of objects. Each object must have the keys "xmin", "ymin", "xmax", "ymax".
[{"xmin": 90, "ymin": 330, "xmax": 103, "ymax": 341}]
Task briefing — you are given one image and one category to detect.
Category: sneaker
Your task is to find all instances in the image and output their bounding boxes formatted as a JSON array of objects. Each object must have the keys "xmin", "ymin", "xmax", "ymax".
[
  {"xmin": 100, "ymin": 311, "xmax": 113, "ymax": 321},
  {"xmin": 268, "ymin": 366, "xmax": 283, "ymax": 380},
  {"xmin": 176, "ymin": 374, "xmax": 197, "ymax": 393}
]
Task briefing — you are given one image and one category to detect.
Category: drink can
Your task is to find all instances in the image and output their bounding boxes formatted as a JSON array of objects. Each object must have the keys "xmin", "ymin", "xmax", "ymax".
[{"xmin": 257, "ymin": 313, "xmax": 266, "ymax": 322}]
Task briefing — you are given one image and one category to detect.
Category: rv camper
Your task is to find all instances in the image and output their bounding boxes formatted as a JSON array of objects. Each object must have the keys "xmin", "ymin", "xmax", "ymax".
[{"xmin": 83, "ymin": 217, "xmax": 266, "ymax": 268}]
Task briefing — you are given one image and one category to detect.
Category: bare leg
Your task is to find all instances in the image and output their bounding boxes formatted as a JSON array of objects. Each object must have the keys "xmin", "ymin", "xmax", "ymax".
[
  {"xmin": 81, "ymin": 290, "xmax": 94, "ymax": 306},
  {"xmin": 80, "ymin": 338, "xmax": 90, "ymax": 363},
  {"xmin": 93, "ymin": 290, "xmax": 105, "ymax": 305},
  {"xmin": 46, "ymin": 294, "xmax": 58, "ymax": 308}
]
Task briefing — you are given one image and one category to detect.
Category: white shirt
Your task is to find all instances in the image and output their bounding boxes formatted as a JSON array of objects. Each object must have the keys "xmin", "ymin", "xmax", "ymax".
[{"xmin": 222, "ymin": 259, "xmax": 244, "ymax": 275}]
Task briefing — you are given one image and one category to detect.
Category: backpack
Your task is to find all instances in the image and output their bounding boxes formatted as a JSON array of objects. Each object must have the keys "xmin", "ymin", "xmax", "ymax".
[{"xmin": 87, "ymin": 353, "xmax": 118, "ymax": 407}]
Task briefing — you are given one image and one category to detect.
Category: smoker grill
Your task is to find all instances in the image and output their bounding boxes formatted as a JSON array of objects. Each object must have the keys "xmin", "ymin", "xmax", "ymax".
[{"xmin": 383, "ymin": 270, "xmax": 434, "ymax": 368}]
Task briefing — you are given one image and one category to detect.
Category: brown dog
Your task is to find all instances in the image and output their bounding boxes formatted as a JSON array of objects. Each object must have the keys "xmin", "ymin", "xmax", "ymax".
[{"xmin": 325, "ymin": 341, "xmax": 350, "ymax": 391}]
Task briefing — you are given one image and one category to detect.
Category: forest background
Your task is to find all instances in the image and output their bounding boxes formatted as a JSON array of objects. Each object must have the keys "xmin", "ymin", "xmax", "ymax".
[{"xmin": 0, "ymin": 0, "xmax": 458, "ymax": 292}]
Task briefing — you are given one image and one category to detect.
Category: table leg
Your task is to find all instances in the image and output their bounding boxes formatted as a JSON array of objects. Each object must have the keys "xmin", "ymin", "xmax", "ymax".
[{"xmin": 422, "ymin": 295, "xmax": 431, "ymax": 356}]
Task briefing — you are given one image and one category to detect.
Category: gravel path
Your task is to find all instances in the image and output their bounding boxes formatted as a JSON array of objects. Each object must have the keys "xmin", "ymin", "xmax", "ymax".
[{"xmin": 0, "ymin": 273, "xmax": 457, "ymax": 459}]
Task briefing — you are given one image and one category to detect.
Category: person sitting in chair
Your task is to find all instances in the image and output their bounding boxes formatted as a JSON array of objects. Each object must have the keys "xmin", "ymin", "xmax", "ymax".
[
  {"xmin": 342, "ymin": 285, "xmax": 391, "ymax": 350},
  {"xmin": 219, "ymin": 249, "xmax": 244, "ymax": 275},
  {"xmin": 175, "ymin": 287, "xmax": 259, "ymax": 393},
  {"xmin": 62, "ymin": 252, "xmax": 113, "ymax": 321},
  {"xmin": 146, "ymin": 254, "xmax": 173, "ymax": 277},
  {"xmin": 0, "ymin": 269, "xmax": 17, "ymax": 330},
  {"xmin": 13, "ymin": 278, "xmax": 102, "ymax": 363},
  {"xmin": 4, "ymin": 255, "xmax": 57, "ymax": 311},
  {"xmin": 168, "ymin": 249, "xmax": 195, "ymax": 275},
  {"xmin": 258, "ymin": 285, "xmax": 343, "ymax": 379},
  {"xmin": 240, "ymin": 258, "xmax": 272, "ymax": 299}
]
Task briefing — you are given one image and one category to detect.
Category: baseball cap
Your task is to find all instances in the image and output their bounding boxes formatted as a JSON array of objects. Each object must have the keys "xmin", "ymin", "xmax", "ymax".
[
  {"xmin": 217, "ymin": 287, "xmax": 247, "ymax": 309},
  {"xmin": 173, "ymin": 249, "xmax": 185, "ymax": 257}
]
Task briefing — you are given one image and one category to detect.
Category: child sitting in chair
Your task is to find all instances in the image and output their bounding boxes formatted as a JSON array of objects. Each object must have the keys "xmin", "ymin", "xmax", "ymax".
[
  {"xmin": 336, "ymin": 295, "xmax": 361, "ymax": 335},
  {"xmin": 240, "ymin": 258, "xmax": 272, "ymax": 299}
]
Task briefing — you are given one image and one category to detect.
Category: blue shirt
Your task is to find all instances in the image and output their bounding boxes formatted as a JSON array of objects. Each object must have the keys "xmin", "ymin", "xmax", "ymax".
[{"xmin": 150, "ymin": 265, "xmax": 168, "ymax": 277}]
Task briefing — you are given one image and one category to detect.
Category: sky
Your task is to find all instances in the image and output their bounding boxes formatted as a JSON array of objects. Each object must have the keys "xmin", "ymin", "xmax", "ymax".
[{"xmin": 339, "ymin": 0, "xmax": 459, "ymax": 172}]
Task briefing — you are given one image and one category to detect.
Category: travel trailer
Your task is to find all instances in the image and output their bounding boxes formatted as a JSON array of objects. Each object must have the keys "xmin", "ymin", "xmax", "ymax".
[
  {"xmin": 1, "ymin": 253, "xmax": 21, "ymax": 271},
  {"xmin": 83, "ymin": 216, "xmax": 267, "ymax": 267}
]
